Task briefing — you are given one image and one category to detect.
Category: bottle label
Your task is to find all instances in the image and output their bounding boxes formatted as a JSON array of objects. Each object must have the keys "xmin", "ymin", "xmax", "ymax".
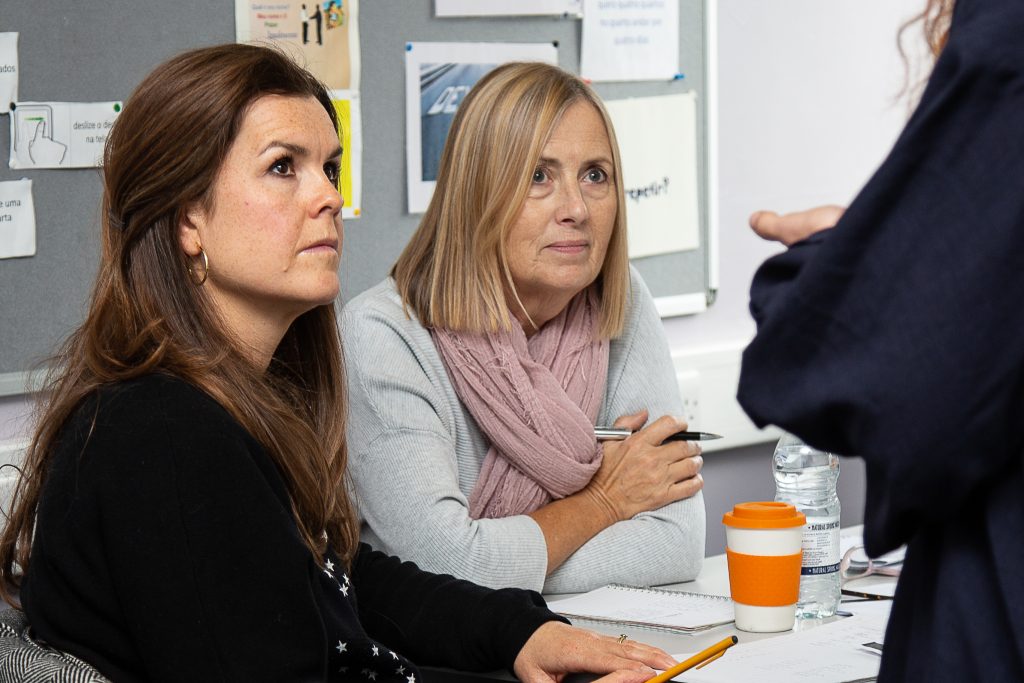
[{"xmin": 800, "ymin": 517, "xmax": 840, "ymax": 575}]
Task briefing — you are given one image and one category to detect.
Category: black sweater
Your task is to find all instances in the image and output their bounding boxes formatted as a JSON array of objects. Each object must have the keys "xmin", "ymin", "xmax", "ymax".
[{"xmin": 21, "ymin": 374, "xmax": 561, "ymax": 681}]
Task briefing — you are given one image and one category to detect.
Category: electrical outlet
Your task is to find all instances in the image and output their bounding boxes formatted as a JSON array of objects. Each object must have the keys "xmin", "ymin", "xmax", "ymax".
[{"xmin": 677, "ymin": 370, "xmax": 701, "ymax": 429}]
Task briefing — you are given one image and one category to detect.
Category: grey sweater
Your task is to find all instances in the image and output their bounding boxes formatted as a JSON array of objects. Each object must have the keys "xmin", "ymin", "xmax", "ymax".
[{"xmin": 340, "ymin": 268, "xmax": 705, "ymax": 594}]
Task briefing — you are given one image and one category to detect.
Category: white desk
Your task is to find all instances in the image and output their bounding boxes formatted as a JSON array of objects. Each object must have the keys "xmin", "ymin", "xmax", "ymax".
[{"xmin": 427, "ymin": 527, "xmax": 897, "ymax": 682}]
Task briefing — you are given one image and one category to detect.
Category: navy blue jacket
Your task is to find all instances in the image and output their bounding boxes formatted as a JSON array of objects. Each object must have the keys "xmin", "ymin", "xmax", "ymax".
[{"xmin": 738, "ymin": 0, "xmax": 1024, "ymax": 680}]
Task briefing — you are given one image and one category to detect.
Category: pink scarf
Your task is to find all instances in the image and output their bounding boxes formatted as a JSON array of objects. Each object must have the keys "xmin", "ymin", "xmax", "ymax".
[{"xmin": 431, "ymin": 289, "xmax": 610, "ymax": 519}]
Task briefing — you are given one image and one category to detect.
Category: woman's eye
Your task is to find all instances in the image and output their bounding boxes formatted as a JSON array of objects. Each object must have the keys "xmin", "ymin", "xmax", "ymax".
[
  {"xmin": 325, "ymin": 162, "xmax": 341, "ymax": 185},
  {"xmin": 585, "ymin": 167, "xmax": 608, "ymax": 183},
  {"xmin": 270, "ymin": 158, "xmax": 294, "ymax": 176},
  {"xmin": 532, "ymin": 168, "xmax": 548, "ymax": 184}
]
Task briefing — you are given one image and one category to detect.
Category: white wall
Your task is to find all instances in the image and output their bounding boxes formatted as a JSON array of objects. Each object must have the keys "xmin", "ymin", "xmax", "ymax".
[
  {"xmin": 669, "ymin": 0, "xmax": 924, "ymax": 353},
  {"xmin": 667, "ymin": 1, "xmax": 930, "ymax": 551}
]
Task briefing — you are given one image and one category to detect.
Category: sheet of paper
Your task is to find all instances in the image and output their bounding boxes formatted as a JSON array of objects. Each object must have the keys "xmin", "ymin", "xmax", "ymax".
[
  {"xmin": 9, "ymin": 101, "xmax": 121, "ymax": 170},
  {"xmin": 676, "ymin": 602, "xmax": 891, "ymax": 682},
  {"xmin": 0, "ymin": 33, "xmax": 17, "ymax": 115},
  {"xmin": 581, "ymin": 0, "xmax": 679, "ymax": 82},
  {"xmin": 235, "ymin": 0, "xmax": 360, "ymax": 90},
  {"xmin": 605, "ymin": 93, "xmax": 699, "ymax": 258},
  {"xmin": 331, "ymin": 90, "xmax": 362, "ymax": 219},
  {"xmin": 435, "ymin": 0, "xmax": 581, "ymax": 16},
  {"xmin": 0, "ymin": 179, "xmax": 36, "ymax": 259},
  {"xmin": 404, "ymin": 41, "xmax": 558, "ymax": 214}
]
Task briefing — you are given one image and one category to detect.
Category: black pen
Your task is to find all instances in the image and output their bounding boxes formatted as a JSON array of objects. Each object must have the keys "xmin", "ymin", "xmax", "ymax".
[{"xmin": 594, "ymin": 427, "xmax": 723, "ymax": 442}]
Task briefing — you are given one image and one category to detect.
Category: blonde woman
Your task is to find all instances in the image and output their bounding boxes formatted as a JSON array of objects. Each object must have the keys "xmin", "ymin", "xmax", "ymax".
[{"xmin": 342, "ymin": 62, "xmax": 705, "ymax": 594}]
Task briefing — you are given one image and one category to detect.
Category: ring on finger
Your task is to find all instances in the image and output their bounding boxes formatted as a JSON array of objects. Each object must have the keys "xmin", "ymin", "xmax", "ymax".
[{"xmin": 617, "ymin": 634, "xmax": 629, "ymax": 644}]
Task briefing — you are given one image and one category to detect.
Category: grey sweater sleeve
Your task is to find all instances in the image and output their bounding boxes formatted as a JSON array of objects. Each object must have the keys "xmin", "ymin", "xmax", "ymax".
[{"xmin": 340, "ymin": 273, "xmax": 705, "ymax": 595}]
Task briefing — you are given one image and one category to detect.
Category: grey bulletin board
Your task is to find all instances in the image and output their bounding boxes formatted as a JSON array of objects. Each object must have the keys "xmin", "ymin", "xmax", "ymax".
[{"xmin": 0, "ymin": 1, "xmax": 712, "ymax": 394}]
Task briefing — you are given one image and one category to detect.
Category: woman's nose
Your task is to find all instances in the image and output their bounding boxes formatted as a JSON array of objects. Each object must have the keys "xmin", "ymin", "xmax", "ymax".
[
  {"xmin": 312, "ymin": 173, "xmax": 343, "ymax": 217},
  {"xmin": 556, "ymin": 181, "xmax": 589, "ymax": 224}
]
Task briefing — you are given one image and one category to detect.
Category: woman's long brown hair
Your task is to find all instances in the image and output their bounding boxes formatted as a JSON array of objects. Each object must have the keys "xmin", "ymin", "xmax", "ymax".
[
  {"xmin": 899, "ymin": 0, "xmax": 956, "ymax": 81},
  {"xmin": 917, "ymin": 0, "xmax": 956, "ymax": 57},
  {"xmin": 0, "ymin": 44, "xmax": 358, "ymax": 605}
]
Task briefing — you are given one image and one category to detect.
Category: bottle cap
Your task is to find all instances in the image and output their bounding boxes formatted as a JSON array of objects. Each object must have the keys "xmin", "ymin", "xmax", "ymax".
[{"xmin": 723, "ymin": 501, "xmax": 806, "ymax": 529}]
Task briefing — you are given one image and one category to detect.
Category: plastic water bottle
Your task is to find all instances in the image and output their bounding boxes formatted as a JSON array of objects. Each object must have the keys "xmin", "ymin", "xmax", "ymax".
[{"xmin": 772, "ymin": 432, "xmax": 841, "ymax": 619}]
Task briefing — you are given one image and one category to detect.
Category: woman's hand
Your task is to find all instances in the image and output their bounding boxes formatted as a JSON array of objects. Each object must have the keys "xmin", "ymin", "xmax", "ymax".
[
  {"xmin": 526, "ymin": 411, "xmax": 702, "ymax": 574},
  {"xmin": 513, "ymin": 621, "xmax": 676, "ymax": 683},
  {"xmin": 749, "ymin": 205, "xmax": 846, "ymax": 246},
  {"xmin": 583, "ymin": 411, "xmax": 704, "ymax": 524}
]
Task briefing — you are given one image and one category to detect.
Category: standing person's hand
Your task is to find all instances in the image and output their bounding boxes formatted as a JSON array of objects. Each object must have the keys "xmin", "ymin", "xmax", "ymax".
[
  {"xmin": 583, "ymin": 412, "xmax": 704, "ymax": 524},
  {"xmin": 513, "ymin": 621, "xmax": 676, "ymax": 683},
  {"xmin": 749, "ymin": 205, "xmax": 846, "ymax": 246}
]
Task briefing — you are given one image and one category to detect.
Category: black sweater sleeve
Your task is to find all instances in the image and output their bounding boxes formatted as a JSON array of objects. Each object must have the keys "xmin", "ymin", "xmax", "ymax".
[{"xmin": 352, "ymin": 544, "xmax": 566, "ymax": 673}]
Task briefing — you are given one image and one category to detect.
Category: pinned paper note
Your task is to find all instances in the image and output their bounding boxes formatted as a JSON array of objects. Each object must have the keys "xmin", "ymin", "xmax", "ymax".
[
  {"xmin": 404, "ymin": 41, "xmax": 558, "ymax": 214},
  {"xmin": 331, "ymin": 89, "xmax": 362, "ymax": 219},
  {"xmin": 581, "ymin": 0, "xmax": 680, "ymax": 82},
  {"xmin": 435, "ymin": 0, "xmax": 581, "ymax": 16},
  {"xmin": 0, "ymin": 33, "xmax": 17, "ymax": 115},
  {"xmin": 605, "ymin": 92, "xmax": 700, "ymax": 258},
  {"xmin": 9, "ymin": 101, "xmax": 122, "ymax": 170},
  {"xmin": 0, "ymin": 179, "xmax": 36, "ymax": 259},
  {"xmin": 235, "ymin": 0, "xmax": 361, "ymax": 91}
]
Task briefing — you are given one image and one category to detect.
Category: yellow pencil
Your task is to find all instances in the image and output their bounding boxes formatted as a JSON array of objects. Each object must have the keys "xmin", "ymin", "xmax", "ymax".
[{"xmin": 642, "ymin": 635, "xmax": 738, "ymax": 683}]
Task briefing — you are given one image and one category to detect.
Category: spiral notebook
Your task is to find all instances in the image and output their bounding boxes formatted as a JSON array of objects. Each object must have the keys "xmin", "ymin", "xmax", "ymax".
[{"xmin": 548, "ymin": 585, "xmax": 735, "ymax": 634}]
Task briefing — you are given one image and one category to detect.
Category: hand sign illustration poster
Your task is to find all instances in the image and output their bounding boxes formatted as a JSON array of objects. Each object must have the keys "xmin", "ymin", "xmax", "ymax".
[{"xmin": 8, "ymin": 101, "xmax": 122, "ymax": 170}]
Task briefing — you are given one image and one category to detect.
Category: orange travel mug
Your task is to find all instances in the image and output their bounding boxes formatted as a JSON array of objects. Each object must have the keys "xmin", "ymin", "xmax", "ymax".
[{"xmin": 723, "ymin": 501, "xmax": 805, "ymax": 632}]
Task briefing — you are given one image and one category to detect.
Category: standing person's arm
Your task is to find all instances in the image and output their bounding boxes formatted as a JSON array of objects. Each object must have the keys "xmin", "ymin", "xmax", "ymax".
[{"xmin": 738, "ymin": 8, "xmax": 1024, "ymax": 555}]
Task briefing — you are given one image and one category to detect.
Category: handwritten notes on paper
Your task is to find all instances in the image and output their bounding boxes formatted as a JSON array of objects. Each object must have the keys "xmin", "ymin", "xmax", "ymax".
[
  {"xmin": 0, "ymin": 33, "xmax": 17, "ymax": 115},
  {"xmin": 8, "ymin": 101, "xmax": 122, "ymax": 170},
  {"xmin": 605, "ymin": 93, "xmax": 699, "ymax": 258},
  {"xmin": 581, "ymin": 0, "xmax": 679, "ymax": 82},
  {"xmin": 0, "ymin": 179, "xmax": 36, "ymax": 259}
]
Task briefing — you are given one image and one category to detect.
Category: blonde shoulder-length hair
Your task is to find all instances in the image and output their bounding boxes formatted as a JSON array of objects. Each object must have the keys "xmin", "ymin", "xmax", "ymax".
[{"xmin": 392, "ymin": 61, "xmax": 630, "ymax": 338}]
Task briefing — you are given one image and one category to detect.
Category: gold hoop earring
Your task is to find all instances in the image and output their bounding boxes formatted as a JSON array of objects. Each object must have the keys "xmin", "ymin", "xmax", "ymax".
[{"xmin": 188, "ymin": 248, "xmax": 209, "ymax": 286}]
